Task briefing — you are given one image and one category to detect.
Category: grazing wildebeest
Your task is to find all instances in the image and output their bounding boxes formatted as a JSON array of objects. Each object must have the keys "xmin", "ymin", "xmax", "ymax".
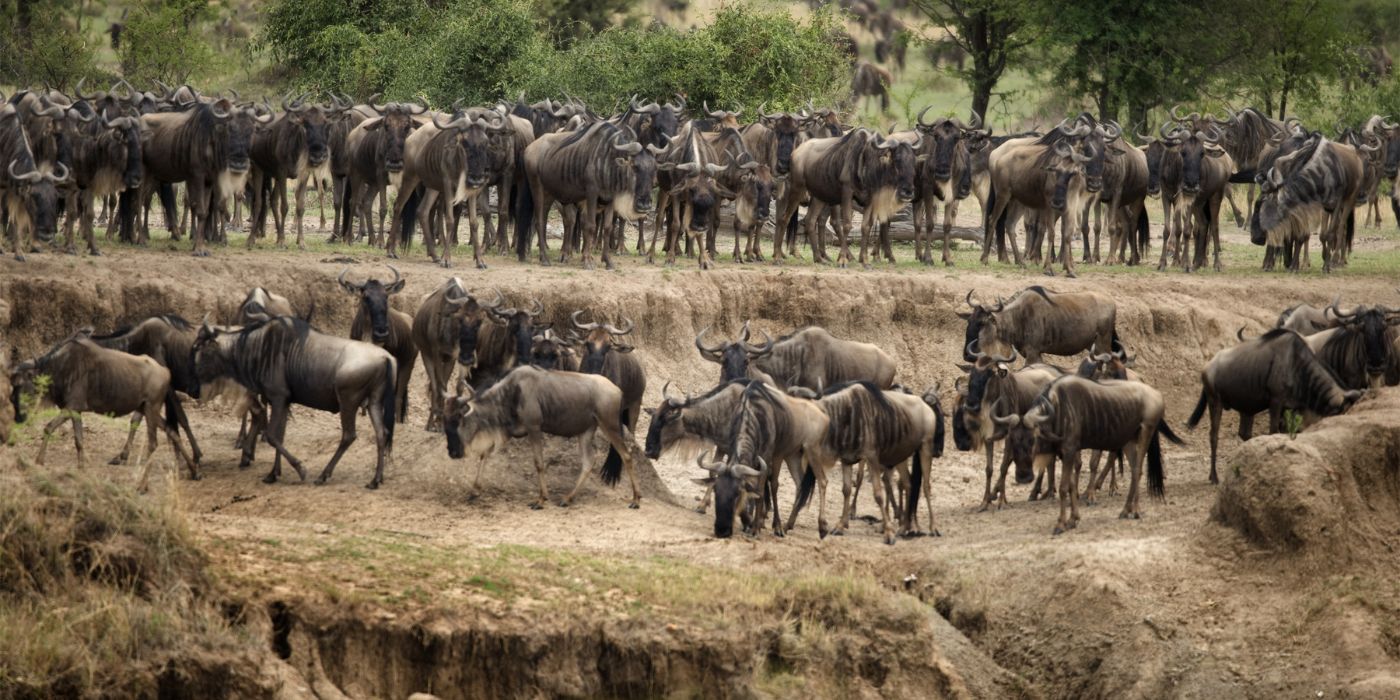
[
  {"xmin": 340, "ymin": 266, "xmax": 416, "ymax": 423},
  {"xmin": 1187, "ymin": 328, "xmax": 1363, "ymax": 483},
  {"xmin": 248, "ymin": 93, "xmax": 333, "ymax": 250},
  {"xmin": 10, "ymin": 333, "xmax": 196, "ymax": 492},
  {"xmin": 1252, "ymin": 132, "xmax": 1365, "ymax": 272},
  {"xmin": 339, "ymin": 100, "xmax": 427, "ymax": 247},
  {"xmin": 518, "ymin": 121, "xmax": 662, "ymax": 269},
  {"xmin": 1303, "ymin": 302, "xmax": 1400, "ymax": 390},
  {"xmin": 954, "ymin": 344, "xmax": 1065, "ymax": 509},
  {"xmin": 62, "ymin": 112, "xmax": 142, "ymax": 256},
  {"xmin": 960, "ymin": 287, "xmax": 1117, "ymax": 364},
  {"xmin": 696, "ymin": 381, "xmax": 827, "ymax": 538},
  {"xmin": 1, "ymin": 103, "xmax": 69, "ymax": 260},
  {"xmin": 466, "ymin": 296, "xmax": 545, "ymax": 390},
  {"xmin": 441, "ymin": 365, "xmax": 642, "ymax": 509},
  {"xmin": 141, "ymin": 95, "xmax": 272, "ymax": 255},
  {"xmin": 193, "ymin": 316, "xmax": 397, "ymax": 488},
  {"xmin": 694, "ymin": 322, "xmax": 778, "ymax": 384},
  {"xmin": 410, "ymin": 279, "xmax": 503, "ymax": 431},
  {"xmin": 85, "ymin": 314, "xmax": 206, "ymax": 467},
  {"xmin": 1016, "ymin": 375, "xmax": 1182, "ymax": 534},
  {"xmin": 1277, "ymin": 299, "xmax": 1340, "ymax": 335},
  {"xmin": 571, "ymin": 310, "xmax": 646, "ymax": 432},
  {"xmin": 775, "ymin": 128, "xmax": 920, "ymax": 267}
]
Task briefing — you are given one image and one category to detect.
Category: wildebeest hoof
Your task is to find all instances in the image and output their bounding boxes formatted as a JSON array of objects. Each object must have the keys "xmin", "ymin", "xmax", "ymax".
[
  {"xmin": 694, "ymin": 505, "xmax": 707, "ymax": 514},
  {"xmin": 13, "ymin": 254, "xmax": 25, "ymax": 262},
  {"xmin": 529, "ymin": 502, "xmax": 545, "ymax": 510},
  {"xmin": 314, "ymin": 476, "xmax": 328, "ymax": 485},
  {"xmin": 556, "ymin": 500, "xmax": 570, "ymax": 508},
  {"xmin": 830, "ymin": 528, "xmax": 845, "ymax": 537},
  {"xmin": 438, "ymin": 259, "xmax": 452, "ymax": 269},
  {"xmin": 365, "ymin": 480, "xmax": 379, "ymax": 489},
  {"xmin": 1053, "ymin": 526, "xmax": 1065, "ymax": 536},
  {"xmin": 109, "ymin": 456, "xmax": 127, "ymax": 466},
  {"xmin": 628, "ymin": 502, "xmax": 640, "ymax": 510},
  {"xmin": 262, "ymin": 474, "xmax": 277, "ymax": 484},
  {"xmin": 883, "ymin": 533, "xmax": 897, "ymax": 545}
]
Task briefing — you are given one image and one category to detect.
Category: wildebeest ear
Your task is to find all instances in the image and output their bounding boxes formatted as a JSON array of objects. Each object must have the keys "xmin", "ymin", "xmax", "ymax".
[
  {"xmin": 955, "ymin": 311, "xmax": 972, "ymax": 320},
  {"xmin": 995, "ymin": 363, "xmax": 1010, "ymax": 376},
  {"xmin": 743, "ymin": 480, "xmax": 761, "ymax": 495},
  {"xmin": 956, "ymin": 363, "xmax": 974, "ymax": 373},
  {"xmin": 386, "ymin": 279, "xmax": 406, "ymax": 294},
  {"xmin": 691, "ymin": 476, "xmax": 716, "ymax": 487},
  {"xmin": 614, "ymin": 344, "xmax": 634, "ymax": 353},
  {"xmin": 362, "ymin": 117, "xmax": 384, "ymax": 132}
]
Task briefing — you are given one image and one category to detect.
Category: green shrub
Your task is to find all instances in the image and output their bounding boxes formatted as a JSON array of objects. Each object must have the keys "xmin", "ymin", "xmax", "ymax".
[
  {"xmin": 119, "ymin": 0, "xmax": 216, "ymax": 85},
  {"xmin": 0, "ymin": 9, "xmax": 100, "ymax": 90}
]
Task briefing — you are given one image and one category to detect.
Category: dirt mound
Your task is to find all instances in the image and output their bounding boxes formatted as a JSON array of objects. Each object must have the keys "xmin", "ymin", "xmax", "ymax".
[{"xmin": 1212, "ymin": 388, "xmax": 1400, "ymax": 566}]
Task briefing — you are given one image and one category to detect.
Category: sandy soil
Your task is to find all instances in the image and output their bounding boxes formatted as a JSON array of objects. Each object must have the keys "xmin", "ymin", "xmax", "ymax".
[{"xmin": 4, "ymin": 226, "xmax": 1400, "ymax": 698}]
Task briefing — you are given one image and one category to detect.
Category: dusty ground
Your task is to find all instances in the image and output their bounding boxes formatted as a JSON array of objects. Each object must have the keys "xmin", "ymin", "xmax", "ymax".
[{"xmin": 4, "ymin": 215, "xmax": 1400, "ymax": 698}]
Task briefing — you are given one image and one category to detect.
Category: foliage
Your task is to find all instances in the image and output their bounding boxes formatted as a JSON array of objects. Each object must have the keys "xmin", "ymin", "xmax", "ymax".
[
  {"xmin": 1284, "ymin": 409, "xmax": 1304, "ymax": 439},
  {"xmin": 118, "ymin": 0, "xmax": 217, "ymax": 85},
  {"xmin": 536, "ymin": 0, "xmax": 641, "ymax": 47},
  {"xmin": 0, "ymin": 3, "xmax": 101, "ymax": 90},
  {"xmin": 910, "ymin": 0, "xmax": 1036, "ymax": 119},
  {"xmin": 1223, "ymin": 0, "xmax": 1357, "ymax": 118}
]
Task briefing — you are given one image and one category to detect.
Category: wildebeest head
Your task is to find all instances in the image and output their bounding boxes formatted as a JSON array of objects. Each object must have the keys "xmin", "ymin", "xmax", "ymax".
[
  {"xmin": 1176, "ymin": 126, "xmax": 1227, "ymax": 194},
  {"xmin": 1330, "ymin": 302, "xmax": 1400, "ymax": 381},
  {"xmin": 364, "ymin": 100, "xmax": 427, "ymax": 173},
  {"xmin": 759, "ymin": 110, "xmax": 806, "ymax": 176},
  {"xmin": 956, "ymin": 342, "xmax": 1020, "ymax": 451},
  {"xmin": 1018, "ymin": 392, "xmax": 1059, "ymax": 444},
  {"xmin": 1076, "ymin": 342, "xmax": 1133, "ymax": 380},
  {"xmin": 642, "ymin": 381, "xmax": 692, "ymax": 459},
  {"xmin": 190, "ymin": 319, "xmax": 242, "ymax": 393},
  {"xmin": 695, "ymin": 321, "xmax": 773, "ymax": 382},
  {"xmin": 529, "ymin": 328, "xmax": 579, "ymax": 371},
  {"xmin": 1252, "ymin": 132, "xmax": 1321, "ymax": 239},
  {"xmin": 281, "ymin": 93, "xmax": 331, "ymax": 167},
  {"xmin": 664, "ymin": 161, "xmax": 733, "ymax": 231},
  {"xmin": 101, "ymin": 114, "xmax": 145, "ymax": 189},
  {"xmin": 447, "ymin": 287, "xmax": 503, "ymax": 369},
  {"xmin": 207, "ymin": 98, "xmax": 274, "ymax": 174},
  {"xmin": 866, "ymin": 132, "xmax": 921, "ymax": 202},
  {"xmin": 1047, "ymin": 139, "xmax": 1091, "ymax": 210},
  {"xmin": 1373, "ymin": 117, "xmax": 1400, "ymax": 177},
  {"xmin": 9, "ymin": 358, "xmax": 39, "ymax": 425},
  {"xmin": 442, "ymin": 385, "xmax": 504, "ymax": 462},
  {"xmin": 693, "ymin": 454, "xmax": 763, "ymax": 539},
  {"xmin": 5, "ymin": 159, "xmax": 68, "ymax": 243},
  {"xmin": 915, "ymin": 108, "xmax": 987, "ymax": 182},
  {"xmin": 436, "ymin": 109, "xmax": 510, "ymax": 189},
  {"xmin": 631, "ymin": 96, "xmax": 685, "ymax": 149},
  {"xmin": 488, "ymin": 297, "xmax": 546, "ymax": 367},
  {"xmin": 735, "ymin": 157, "xmax": 773, "ymax": 221},
  {"xmin": 571, "ymin": 310, "xmax": 635, "ymax": 373},
  {"xmin": 339, "ymin": 265, "xmax": 404, "ymax": 346},
  {"xmin": 957, "ymin": 289, "xmax": 1009, "ymax": 361}
]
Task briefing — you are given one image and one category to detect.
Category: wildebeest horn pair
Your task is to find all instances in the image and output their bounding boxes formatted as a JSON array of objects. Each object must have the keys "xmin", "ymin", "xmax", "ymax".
[
  {"xmin": 965, "ymin": 289, "xmax": 1003, "ymax": 312},
  {"xmin": 338, "ymin": 265, "xmax": 401, "ymax": 293},
  {"xmin": 8, "ymin": 159, "xmax": 68, "ymax": 183},
  {"xmin": 695, "ymin": 453, "xmax": 762, "ymax": 478},
  {"xmin": 966, "ymin": 338, "xmax": 1017, "ymax": 365},
  {"xmin": 571, "ymin": 310, "xmax": 633, "ymax": 336},
  {"xmin": 1054, "ymin": 140, "xmax": 1092, "ymax": 163}
]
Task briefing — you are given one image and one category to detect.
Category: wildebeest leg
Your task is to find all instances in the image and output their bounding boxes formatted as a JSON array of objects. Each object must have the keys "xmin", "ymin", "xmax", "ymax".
[
  {"xmin": 1053, "ymin": 450, "xmax": 1077, "ymax": 535},
  {"xmin": 67, "ymin": 414, "xmax": 87, "ymax": 468},
  {"xmin": 1267, "ymin": 401, "xmax": 1284, "ymax": 435},
  {"xmin": 293, "ymin": 174, "xmax": 308, "ymax": 250},
  {"xmin": 1059, "ymin": 211, "xmax": 1077, "ymax": 277},
  {"xmin": 272, "ymin": 176, "xmax": 289, "ymax": 247},
  {"xmin": 1208, "ymin": 399, "xmax": 1224, "ymax": 484},
  {"xmin": 1029, "ymin": 452, "xmax": 1054, "ymax": 501},
  {"xmin": 1083, "ymin": 450, "xmax": 1102, "ymax": 504},
  {"xmin": 1120, "ymin": 440, "xmax": 1145, "ymax": 520},
  {"xmin": 314, "ymin": 407, "xmax": 359, "ymax": 487},
  {"xmin": 134, "ymin": 404, "xmax": 165, "ymax": 493},
  {"xmin": 941, "ymin": 197, "xmax": 958, "ymax": 266},
  {"xmin": 423, "ymin": 361, "xmax": 444, "ymax": 432},
  {"xmin": 814, "ymin": 460, "xmax": 832, "ymax": 538},
  {"xmin": 871, "ymin": 466, "xmax": 897, "ymax": 545},
  {"xmin": 35, "ymin": 412, "xmax": 74, "ymax": 466},
  {"xmin": 260, "ymin": 400, "xmax": 307, "ymax": 484},
  {"xmin": 879, "ymin": 220, "xmax": 895, "ymax": 263},
  {"xmin": 977, "ymin": 443, "xmax": 996, "ymax": 511},
  {"xmin": 189, "ymin": 180, "xmax": 211, "ymax": 257},
  {"xmin": 531, "ymin": 185, "xmax": 554, "ymax": 266},
  {"xmin": 1224, "ymin": 186, "xmax": 1245, "ymax": 227},
  {"xmin": 366, "ymin": 385, "xmax": 390, "ymax": 489},
  {"xmin": 992, "ymin": 448, "xmax": 1015, "ymax": 507},
  {"xmin": 832, "ymin": 462, "xmax": 854, "ymax": 535},
  {"xmin": 112, "ymin": 412, "xmax": 143, "ymax": 465}
]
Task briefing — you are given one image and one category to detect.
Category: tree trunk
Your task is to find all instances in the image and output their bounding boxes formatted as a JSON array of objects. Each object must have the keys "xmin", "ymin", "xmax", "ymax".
[
  {"xmin": 972, "ymin": 82, "xmax": 992, "ymax": 121},
  {"xmin": 16, "ymin": 0, "xmax": 33, "ymax": 33}
]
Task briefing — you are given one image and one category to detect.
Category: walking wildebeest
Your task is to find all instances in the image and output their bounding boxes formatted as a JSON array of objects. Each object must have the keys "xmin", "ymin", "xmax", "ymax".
[
  {"xmin": 411, "ymin": 280, "xmax": 503, "ymax": 431},
  {"xmin": 1187, "ymin": 328, "xmax": 1364, "ymax": 483},
  {"xmin": 193, "ymin": 316, "xmax": 397, "ymax": 489},
  {"xmin": 340, "ymin": 266, "xmax": 416, "ymax": 423},
  {"xmin": 1016, "ymin": 375, "xmax": 1182, "ymax": 534},
  {"xmin": 10, "ymin": 333, "xmax": 196, "ymax": 492},
  {"xmin": 960, "ymin": 287, "xmax": 1117, "ymax": 364},
  {"xmin": 442, "ymin": 365, "xmax": 643, "ymax": 509}
]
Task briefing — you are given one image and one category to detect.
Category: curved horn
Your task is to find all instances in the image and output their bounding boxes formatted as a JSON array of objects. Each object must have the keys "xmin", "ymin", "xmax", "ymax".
[
  {"xmin": 989, "ymin": 398, "xmax": 1020, "ymax": 426},
  {"xmin": 8, "ymin": 159, "xmax": 43, "ymax": 183},
  {"xmin": 965, "ymin": 289, "xmax": 979, "ymax": 309},
  {"xmin": 663, "ymin": 381, "xmax": 683, "ymax": 403},
  {"xmin": 916, "ymin": 105, "xmax": 936, "ymax": 128},
  {"xmin": 966, "ymin": 339, "xmax": 986, "ymax": 360},
  {"xmin": 611, "ymin": 133, "xmax": 642, "ymax": 155},
  {"xmin": 968, "ymin": 111, "xmax": 983, "ymax": 131},
  {"xmin": 385, "ymin": 264, "xmax": 401, "ymax": 289},
  {"xmin": 43, "ymin": 162, "xmax": 69, "ymax": 183},
  {"xmin": 605, "ymin": 316, "xmax": 634, "ymax": 336},
  {"xmin": 571, "ymin": 309, "xmax": 600, "ymax": 331},
  {"xmin": 75, "ymin": 77, "xmax": 100, "ymax": 101},
  {"xmin": 338, "ymin": 267, "xmax": 360, "ymax": 292},
  {"xmin": 477, "ymin": 288, "xmax": 504, "ymax": 310},
  {"xmin": 743, "ymin": 328, "xmax": 774, "ymax": 356},
  {"xmin": 695, "ymin": 325, "xmax": 724, "ymax": 359}
]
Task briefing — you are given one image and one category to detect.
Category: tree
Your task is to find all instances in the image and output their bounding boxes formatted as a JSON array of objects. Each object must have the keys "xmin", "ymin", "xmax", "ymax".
[
  {"xmin": 1226, "ymin": 0, "xmax": 1354, "ymax": 118},
  {"xmin": 910, "ymin": 0, "xmax": 1035, "ymax": 119}
]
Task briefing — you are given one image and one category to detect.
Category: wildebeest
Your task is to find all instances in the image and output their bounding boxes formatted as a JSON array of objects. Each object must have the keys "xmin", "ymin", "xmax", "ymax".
[
  {"xmin": 61, "ymin": 112, "xmax": 142, "ymax": 256},
  {"xmin": 960, "ymin": 287, "xmax": 1117, "ymax": 364},
  {"xmin": 953, "ymin": 344, "xmax": 1065, "ymax": 509},
  {"xmin": 10, "ymin": 333, "xmax": 196, "ymax": 491},
  {"xmin": 643, "ymin": 379, "xmax": 759, "ymax": 515},
  {"xmin": 981, "ymin": 121, "xmax": 1096, "ymax": 275},
  {"xmin": 1072, "ymin": 345, "xmax": 1143, "ymax": 502},
  {"xmin": 912, "ymin": 108, "xmax": 986, "ymax": 265},
  {"xmin": 1, "ymin": 103, "xmax": 69, "ymax": 260},
  {"xmin": 442, "ymin": 365, "xmax": 642, "ymax": 509},
  {"xmin": 85, "ymin": 314, "xmax": 206, "ymax": 467},
  {"xmin": 1187, "ymin": 328, "xmax": 1364, "ymax": 483},
  {"xmin": 1151, "ymin": 126, "xmax": 1238, "ymax": 272},
  {"xmin": 193, "ymin": 316, "xmax": 397, "ymax": 488},
  {"xmin": 571, "ymin": 310, "xmax": 646, "ymax": 432},
  {"xmin": 776, "ymin": 128, "xmax": 920, "ymax": 267},
  {"xmin": 1303, "ymin": 303, "xmax": 1400, "ymax": 390},
  {"xmin": 1277, "ymin": 298, "xmax": 1340, "ymax": 335},
  {"xmin": 1016, "ymin": 375, "xmax": 1182, "ymax": 534},
  {"xmin": 248, "ymin": 93, "xmax": 333, "ymax": 250},
  {"xmin": 410, "ymin": 279, "xmax": 503, "ymax": 431},
  {"xmin": 1252, "ymin": 132, "xmax": 1365, "ymax": 272},
  {"xmin": 648, "ymin": 125, "xmax": 729, "ymax": 268},
  {"xmin": 340, "ymin": 266, "xmax": 416, "ymax": 423},
  {"xmin": 141, "ymin": 95, "xmax": 272, "ymax": 255},
  {"xmin": 519, "ymin": 121, "xmax": 662, "ymax": 269},
  {"xmin": 339, "ymin": 101, "xmax": 427, "ymax": 247},
  {"xmin": 467, "ymin": 296, "xmax": 545, "ymax": 389},
  {"xmin": 746, "ymin": 326, "xmax": 896, "ymax": 391},
  {"xmin": 529, "ymin": 328, "xmax": 580, "ymax": 371},
  {"xmin": 852, "ymin": 60, "xmax": 892, "ymax": 113}
]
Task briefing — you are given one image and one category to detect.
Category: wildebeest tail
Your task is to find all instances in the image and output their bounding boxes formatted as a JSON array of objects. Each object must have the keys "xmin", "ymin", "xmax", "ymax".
[
  {"xmin": 381, "ymin": 358, "xmax": 396, "ymax": 448},
  {"xmin": 793, "ymin": 459, "xmax": 817, "ymax": 514},
  {"xmin": 1187, "ymin": 386, "xmax": 1208, "ymax": 429},
  {"xmin": 158, "ymin": 182, "xmax": 178, "ymax": 232},
  {"xmin": 1136, "ymin": 207, "xmax": 1150, "ymax": 251},
  {"xmin": 1147, "ymin": 430, "xmax": 1166, "ymax": 500},
  {"xmin": 1157, "ymin": 418, "xmax": 1185, "ymax": 446},
  {"xmin": 515, "ymin": 179, "xmax": 535, "ymax": 261},
  {"xmin": 906, "ymin": 448, "xmax": 924, "ymax": 522},
  {"xmin": 600, "ymin": 444, "xmax": 624, "ymax": 487},
  {"xmin": 399, "ymin": 186, "xmax": 423, "ymax": 248},
  {"xmin": 117, "ymin": 188, "xmax": 137, "ymax": 242}
]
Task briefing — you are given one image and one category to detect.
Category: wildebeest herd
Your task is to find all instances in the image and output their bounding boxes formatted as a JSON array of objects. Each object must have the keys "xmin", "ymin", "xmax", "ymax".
[
  {"xmin": 3, "ymin": 81, "xmax": 1398, "ymax": 274},
  {"xmin": 9, "ymin": 274, "xmax": 1399, "ymax": 541}
]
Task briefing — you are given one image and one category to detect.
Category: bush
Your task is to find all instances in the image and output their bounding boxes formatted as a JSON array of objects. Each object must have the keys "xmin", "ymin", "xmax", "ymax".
[
  {"xmin": 119, "ymin": 0, "xmax": 216, "ymax": 85},
  {"xmin": 0, "ymin": 8, "xmax": 101, "ymax": 90}
]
